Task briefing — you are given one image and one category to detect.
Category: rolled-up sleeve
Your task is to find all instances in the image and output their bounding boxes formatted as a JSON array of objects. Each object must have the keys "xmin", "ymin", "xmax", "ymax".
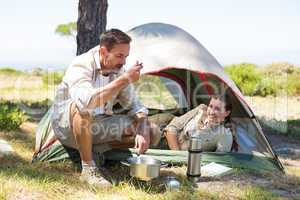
[
  {"xmin": 63, "ymin": 61, "xmax": 98, "ymax": 114},
  {"xmin": 116, "ymin": 84, "xmax": 148, "ymax": 116}
]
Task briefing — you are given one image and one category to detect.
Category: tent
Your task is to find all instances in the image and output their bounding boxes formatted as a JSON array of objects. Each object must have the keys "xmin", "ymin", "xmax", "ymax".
[{"xmin": 32, "ymin": 23, "xmax": 284, "ymax": 173}]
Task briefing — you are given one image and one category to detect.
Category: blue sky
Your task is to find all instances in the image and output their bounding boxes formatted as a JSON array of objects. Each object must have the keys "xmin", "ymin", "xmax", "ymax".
[{"xmin": 0, "ymin": 0, "xmax": 299, "ymax": 70}]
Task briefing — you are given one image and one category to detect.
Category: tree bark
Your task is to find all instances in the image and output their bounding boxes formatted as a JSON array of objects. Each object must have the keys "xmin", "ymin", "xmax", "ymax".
[{"xmin": 76, "ymin": 0, "xmax": 108, "ymax": 55}]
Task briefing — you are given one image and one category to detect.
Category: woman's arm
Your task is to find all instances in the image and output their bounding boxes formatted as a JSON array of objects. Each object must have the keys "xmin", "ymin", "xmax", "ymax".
[{"xmin": 164, "ymin": 128, "xmax": 180, "ymax": 150}]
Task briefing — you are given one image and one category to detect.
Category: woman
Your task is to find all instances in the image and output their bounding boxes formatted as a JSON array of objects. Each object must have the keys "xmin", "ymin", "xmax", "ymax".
[{"xmin": 164, "ymin": 94, "xmax": 234, "ymax": 152}]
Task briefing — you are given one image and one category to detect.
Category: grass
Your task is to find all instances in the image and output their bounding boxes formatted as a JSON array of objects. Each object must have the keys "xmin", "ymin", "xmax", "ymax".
[
  {"xmin": 242, "ymin": 186, "xmax": 281, "ymax": 200},
  {"xmin": 259, "ymin": 118, "xmax": 300, "ymax": 137},
  {"xmin": 1, "ymin": 70, "xmax": 300, "ymax": 199},
  {"xmin": 286, "ymin": 166, "xmax": 300, "ymax": 177},
  {"xmin": 0, "ymin": 122, "xmax": 218, "ymax": 199},
  {"xmin": 1, "ymin": 122, "xmax": 300, "ymax": 199}
]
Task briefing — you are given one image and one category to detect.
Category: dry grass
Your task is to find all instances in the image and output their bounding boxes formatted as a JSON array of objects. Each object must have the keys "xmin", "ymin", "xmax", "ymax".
[
  {"xmin": 1, "ymin": 122, "xmax": 300, "ymax": 199},
  {"xmin": 1, "ymin": 73, "xmax": 300, "ymax": 199},
  {"xmin": 0, "ymin": 74, "xmax": 57, "ymax": 102}
]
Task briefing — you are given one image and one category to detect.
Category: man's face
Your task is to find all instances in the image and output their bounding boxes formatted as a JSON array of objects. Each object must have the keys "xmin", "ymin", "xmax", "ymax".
[{"xmin": 100, "ymin": 43, "xmax": 130, "ymax": 75}]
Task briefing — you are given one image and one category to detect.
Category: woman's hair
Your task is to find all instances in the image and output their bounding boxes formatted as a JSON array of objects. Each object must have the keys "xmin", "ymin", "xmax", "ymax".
[
  {"xmin": 211, "ymin": 92, "xmax": 238, "ymax": 152},
  {"xmin": 210, "ymin": 92, "xmax": 232, "ymax": 115}
]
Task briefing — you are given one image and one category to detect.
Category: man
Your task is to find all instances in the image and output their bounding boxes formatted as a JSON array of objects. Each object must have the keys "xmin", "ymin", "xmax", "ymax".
[{"xmin": 51, "ymin": 29, "xmax": 160, "ymax": 188}]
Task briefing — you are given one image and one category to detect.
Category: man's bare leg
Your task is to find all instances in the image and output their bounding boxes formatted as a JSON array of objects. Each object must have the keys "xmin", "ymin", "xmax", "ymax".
[
  {"xmin": 70, "ymin": 103, "xmax": 93, "ymax": 162},
  {"xmin": 70, "ymin": 103, "xmax": 111, "ymax": 187}
]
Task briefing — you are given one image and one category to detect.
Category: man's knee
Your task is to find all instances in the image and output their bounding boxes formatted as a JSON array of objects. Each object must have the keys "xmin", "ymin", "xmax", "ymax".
[{"xmin": 70, "ymin": 103, "xmax": 92, "ymax": 135}]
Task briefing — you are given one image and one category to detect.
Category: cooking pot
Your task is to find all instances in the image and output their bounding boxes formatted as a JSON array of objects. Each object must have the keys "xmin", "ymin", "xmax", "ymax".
[{"xmin": 120, "ymin": 156, "xmax": 168, "ymax": 181}]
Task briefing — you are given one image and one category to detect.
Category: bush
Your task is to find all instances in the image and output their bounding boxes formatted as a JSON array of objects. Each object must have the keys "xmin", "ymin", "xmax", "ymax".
[
  {"xmin": 261, "ymin": 62, "xmax": 300, "ymax": 96},
  {"xmin": 224, "ymin": 62, "xmax": 300, "ymax": 97},
  {"xmin": 287, "ymin": 74, "xmax": 300, "ymax": 96},
  {"xmin": 30, "ymin": 67, "xmax": 45, "ymax": 76},
  {"xmin": 263, "ymin": 62, "xmax": 300, "ymax": 76},
  {"xmin": 0, "ymin": 67, "xmax": 23, "ymax": 76},
  {"xmin": 255, "ymin": 77, "xmax": 278, "ymax": 97},
  {"xmin": 0, "ymin": 101, "xmax": 26, "ymax": 131},
  {"xmin": 19, "ymin": 99, "xmax": 52, "ymax": 108},
  {"xmin": 224, "ymin": 63, "xmax": 262, "ymax": 96},
  {"xmin": 42, "ymin": 71, "xmax": 64, "ymax": 85}
]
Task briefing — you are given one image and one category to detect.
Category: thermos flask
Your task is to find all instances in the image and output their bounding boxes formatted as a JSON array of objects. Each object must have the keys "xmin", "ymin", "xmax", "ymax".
[{"xmin": 187, "ymin": 136, "xmax": 202, "ymax": 182}]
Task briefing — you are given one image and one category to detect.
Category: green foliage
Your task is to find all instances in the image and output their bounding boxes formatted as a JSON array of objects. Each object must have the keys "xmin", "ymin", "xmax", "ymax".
[
  {"xmin": 262, "ymin": 62, "xmax": 300, "ymax": 96},
  {"xmin": 8, "ymin": 99, "xmax": 52, "ymax": 110},
  {"xmin": 0, "ymin": 67, "xmax": 23, "ymax": 76},
  {"xmin": 255, "ymin": 77, "xmax": 278, "ymax": 97},
  {"xmin": 20, "ymin": 99, "xmax": 52, "ymax": 108},
  {"xmin": 0, "ymin": 101, "xmax": 26, "ymax": 131},
  {"xmin": 286, "ymin": 74, "xmax": 300, "ymax": 96},
  {"xmin": 224, "ymin": 63, "xmax": 262, "ymax": 96},
  {"xmin": 263, "ymin": 62, "xmax": 300, "ymax": 76},
  {"xmin": 225, "ymin": 62, "xmax": 300, "ymax": 96},
  {"xmin": 42, "ymin": 71, "xmax": 64, "ymax": 85},
  {"xmin": 30, "ymin": 67, "xmax": 45, "ymax": 76},
  {"xmin": 55, "ymin": 22, "xmax": 77, "ymax": 38}
]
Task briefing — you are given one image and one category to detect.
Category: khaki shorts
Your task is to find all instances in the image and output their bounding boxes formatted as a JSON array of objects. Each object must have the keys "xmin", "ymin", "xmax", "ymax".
[
  {"xmin": 52, "ymin": 101, "xmax": 162, "ymax": 152},
  {"xmin": 52, "ymin": 101, "xmax": 133, "ymax": 150}
]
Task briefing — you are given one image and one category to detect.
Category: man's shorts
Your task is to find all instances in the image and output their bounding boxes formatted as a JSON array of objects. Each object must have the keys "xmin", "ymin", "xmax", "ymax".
[{"xmin": 51, "ymin": 100, "xmax": 133, "ymax": 150}]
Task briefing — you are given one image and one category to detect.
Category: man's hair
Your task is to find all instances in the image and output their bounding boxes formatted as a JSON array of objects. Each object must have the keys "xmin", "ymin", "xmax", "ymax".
[{"xmin": 100, "ymin": 29, "xmax": 131, "ymax": 51}]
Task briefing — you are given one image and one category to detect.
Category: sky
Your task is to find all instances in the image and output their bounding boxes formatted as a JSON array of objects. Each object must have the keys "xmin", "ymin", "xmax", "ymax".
[{"xmin": 0, "ymin": 0, "xmax": 300, "ymax": 70}]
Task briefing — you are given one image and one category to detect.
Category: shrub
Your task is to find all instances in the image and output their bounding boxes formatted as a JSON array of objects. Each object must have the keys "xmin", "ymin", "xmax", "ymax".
[
  {"xmin": 20, "ymin": 99, "xmax": 52, "ymax": 108},
  {"xmin": 255, "ymin": 77, "xmax": 278, "ymax": 97},
  {"xmin": 224, "ymin": 63, "xmax": 262, "ymax": 96},
  {"xmin": 42, "ymin": 71, "xmax": 64, "ymax": 85},
  {"xmin": 0, "ymin": 101, "xmax": 26, "ymax": 131},
  {"xmin": 0, "ymin": 67, "xmax": 23, "ymax": 76},
  {"xmin": 287, "ymin": 74, "xmax": 300, "ymax": 96},
  {"xmin": 30, "ymin": 67, "xmax": 45, "ymax": 76},
  {"xmin": 224, "ymin": 62, "xmax": 300, "ymax": 97},
  {"xmin": 261, "ymin": 62, "xmax": 300, "ymax": 96},
  {"xmin": 263, "ymin": 62, "xmax": 300, "ymax": 76}
]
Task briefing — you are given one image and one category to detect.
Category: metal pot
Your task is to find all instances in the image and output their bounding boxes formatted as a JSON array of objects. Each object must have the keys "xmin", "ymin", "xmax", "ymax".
[{"xmin": 121, "ymin": 156, "xmax": 168, "ymax": 181}]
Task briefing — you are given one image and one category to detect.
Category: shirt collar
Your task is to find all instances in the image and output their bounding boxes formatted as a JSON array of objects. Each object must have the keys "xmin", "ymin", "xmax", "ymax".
[{"xmin": 94, "ymin": 46, "xmax": 101, "ymax": 70}]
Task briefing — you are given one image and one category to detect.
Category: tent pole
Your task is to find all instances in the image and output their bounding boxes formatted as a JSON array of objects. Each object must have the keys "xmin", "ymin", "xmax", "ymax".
[{"xmin": 251, "ymin": 118, "xmax": 285, "ymax": 172}]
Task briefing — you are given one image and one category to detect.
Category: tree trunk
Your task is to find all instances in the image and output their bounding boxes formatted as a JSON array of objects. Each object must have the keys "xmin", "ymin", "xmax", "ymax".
[{"xmin": 76, "ymin": 0, "xmax": 108, "ymax": 55}]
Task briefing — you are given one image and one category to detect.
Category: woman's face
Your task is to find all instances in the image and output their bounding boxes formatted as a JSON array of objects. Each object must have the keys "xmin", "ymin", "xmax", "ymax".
[{"xmin": 207, "ymin": 98, "xmax": 230, "ymax": 123}]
